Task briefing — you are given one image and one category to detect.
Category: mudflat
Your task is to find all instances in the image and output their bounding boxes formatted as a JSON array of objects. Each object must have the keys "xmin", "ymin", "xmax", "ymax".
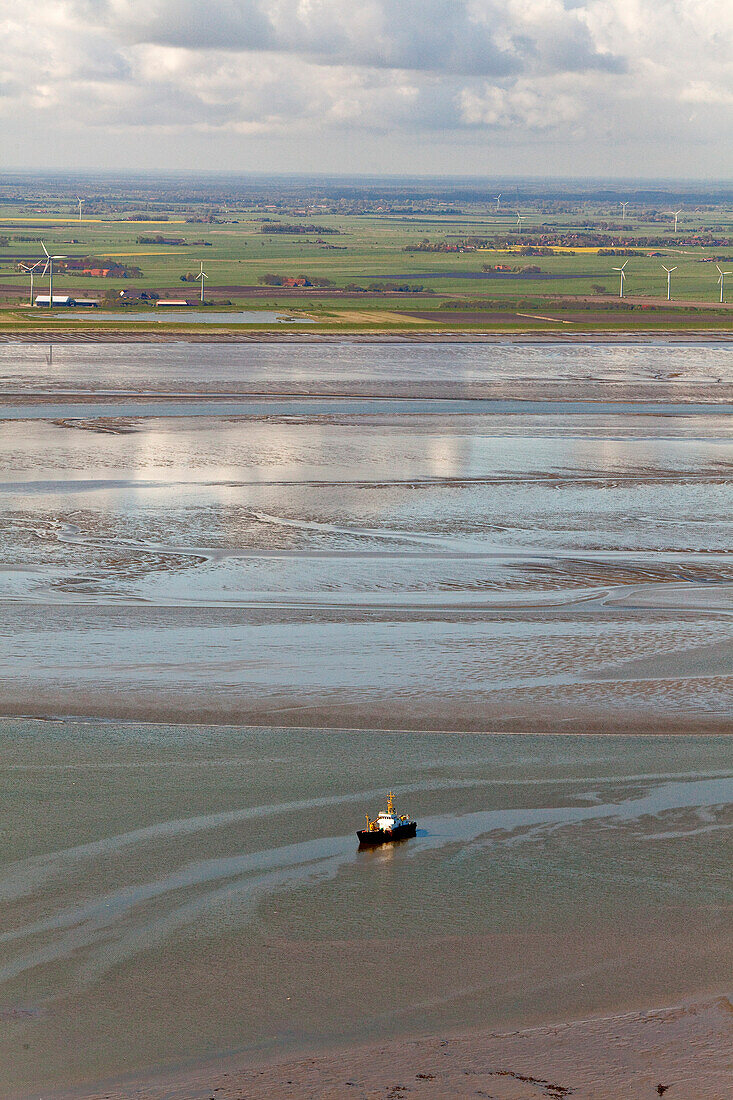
[
  {"xmin": 1, "ymin": 341, "xmax": 731, "ymax": 1098},
  {"xmin": 1, "ymin": 341, "xmax": 732, "ymax": 732},
  {"xmin": 44, "ymin": 998, "xmax": 733, "ymax": 1100},
  {"xmin": 1, "ymin": 722, "xmax": 731, "ymax": 1098}
]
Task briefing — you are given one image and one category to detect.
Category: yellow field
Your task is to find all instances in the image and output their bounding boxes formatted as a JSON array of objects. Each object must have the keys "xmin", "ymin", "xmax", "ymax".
[
  {"xmin": 0, "ymin": 217, "xmax": 187, "ymax": 225},
  {"xmin": 0, "ymin": 217, "xmax": 104, "ymax": 223},
  {"xmin": 336, "ymin": 310, "xmax": 433, "ymax": 324}
]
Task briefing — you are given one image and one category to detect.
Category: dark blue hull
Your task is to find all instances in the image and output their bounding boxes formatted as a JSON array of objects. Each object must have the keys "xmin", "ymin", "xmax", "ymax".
[{"xmin": 357, "ymin": 821, "xmax": 417, "ymax": 846}]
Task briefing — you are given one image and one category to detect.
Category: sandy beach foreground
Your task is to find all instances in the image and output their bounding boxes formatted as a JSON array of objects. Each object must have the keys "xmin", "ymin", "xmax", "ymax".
[{"xmin": 47, "ymin": 997, "xmax": 733, "ymax": 1100}]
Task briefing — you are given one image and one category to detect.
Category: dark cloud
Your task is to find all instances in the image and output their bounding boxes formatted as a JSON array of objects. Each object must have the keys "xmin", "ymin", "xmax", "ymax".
[{"xmin": 100, "ymin": 0, "xmax": 623, "ymax": 78}]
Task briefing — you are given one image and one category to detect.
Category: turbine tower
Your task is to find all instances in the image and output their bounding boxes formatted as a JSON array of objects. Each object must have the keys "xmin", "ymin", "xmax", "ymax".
[
  {"xmin": 716, "ymin": 264, "xmax": 733, "ymax": 304},
  {"xmin": 613, "ymin": 260, "xmax": 628, "ymax": 299},
  {"xmin": 18, "ymin": 259, "xmax": 43, "ymax": 307},
  {"xmin": 661, "ymin": 264, "xmax": 677, "ymax": 302},
  {"xmin": 197, "ymin": 261, "xmax": 209, "ymax": 304},
  {"xmin": 40, "ymin": 241, "xmax": 67, "ymax": 309},
  {"xmin": 76, "ymin": 196, "xmax": 84, "ymax": 222},
  {"xmin": 620, "ymin": 201, "xmax": 629, "ymax": 220}
]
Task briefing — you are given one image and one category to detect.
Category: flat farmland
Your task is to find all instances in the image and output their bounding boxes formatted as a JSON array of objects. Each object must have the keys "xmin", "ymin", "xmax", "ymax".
[{"xmin": 2, "ymin": 191, "xmax": 733, "ymax": 331}]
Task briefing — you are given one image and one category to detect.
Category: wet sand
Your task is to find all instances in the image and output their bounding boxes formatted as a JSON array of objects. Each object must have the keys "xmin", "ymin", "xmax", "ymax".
[
  {"xmin": 1, "ymin": 722, "xmax": 730, "ymax": 1098},
  {"xmin": 1, "ymin": 344, "xmax": 731, "ymax": 732},
  {"xmin": 1, "ymin": 342, "xmax": 731, "ymax": 1097},
  {"xmin": 47, "ymin": 997, "xmax": 733, "ymax": 1100},
  {"xmin": 2, "ymin": 328, "xmax": 733, "ymax": 346}
]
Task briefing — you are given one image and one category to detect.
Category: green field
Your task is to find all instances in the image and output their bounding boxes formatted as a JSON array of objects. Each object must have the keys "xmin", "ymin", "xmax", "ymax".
[{"xmin": 2, "ymin": 184, "xmax": 733, "ymax": 331}]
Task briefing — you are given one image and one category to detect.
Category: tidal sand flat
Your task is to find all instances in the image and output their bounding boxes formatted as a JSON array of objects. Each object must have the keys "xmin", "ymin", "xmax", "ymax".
[
  {"xmin": 61, "ymin": 1000, "xmax": 733, "ymax": 1099},
  {"xmin": 0, "ymin": 342, "xmax": 732, "ymax": 731},
  {"xmin": 0, "ymin": 341, "xmax": 731, "ymax": 1097},
  {"xmin": 0, "ymin": 724, "xmax": 731, "ymax": 1098}
]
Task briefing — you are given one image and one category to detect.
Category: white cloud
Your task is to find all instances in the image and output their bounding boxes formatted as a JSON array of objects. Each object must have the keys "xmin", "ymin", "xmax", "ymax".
[
  {"xmin": 460, "ymin": 77, "xmax": 586, "ymax": 130},
  {"xmin": 680, "ymin": 81, "xmax": 733, "ymax": 107},
  {"xmin": 0, "ymin": 1, "xmax": 732, "ymax": 173}
]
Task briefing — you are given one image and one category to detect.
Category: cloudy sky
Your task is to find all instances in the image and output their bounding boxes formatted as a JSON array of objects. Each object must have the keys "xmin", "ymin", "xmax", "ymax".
[{"xmin": 1, "ymin": 0, "xmax": 730, "ymax": 177}]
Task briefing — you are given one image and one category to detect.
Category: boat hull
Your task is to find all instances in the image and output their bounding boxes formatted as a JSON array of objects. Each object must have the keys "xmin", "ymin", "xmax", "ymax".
[{"xmin": 357, "ymin": 821, "xmax": 417, "ymax": 846}]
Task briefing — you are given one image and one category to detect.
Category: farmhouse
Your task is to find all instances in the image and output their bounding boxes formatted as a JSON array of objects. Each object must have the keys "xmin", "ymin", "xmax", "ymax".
[
  {"xmin": 33, "ymin": 296, "xmax": 100, "ymax": 307},
  {"xmin": 34, "ymin": 295, "xmax": 74, "ymax": 306}
]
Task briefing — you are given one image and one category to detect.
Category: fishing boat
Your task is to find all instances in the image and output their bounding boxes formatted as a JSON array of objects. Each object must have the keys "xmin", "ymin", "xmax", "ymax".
[{"xmin": 357, "ymin": 792, "xmax": 417, "ymax": 846}]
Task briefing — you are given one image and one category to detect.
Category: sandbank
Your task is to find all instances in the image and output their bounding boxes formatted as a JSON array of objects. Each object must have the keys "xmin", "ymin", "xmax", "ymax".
[{"xmin": 44, "ymin": 997, "xmax": 733, "ymax": 1100}]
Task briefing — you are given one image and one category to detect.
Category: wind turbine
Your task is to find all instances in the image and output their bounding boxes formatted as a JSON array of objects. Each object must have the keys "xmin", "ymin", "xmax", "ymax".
[
  {"xmin": 40, "ymin": 241, "xmax": 67, "ymax": 309},
  {"xmin": 495, "ymin": 193, "xmax": 502, "ymax": 210},
  {"xmin": 661, "ymin": 264, "xmax": 677, "ymax": 301},
  {"xmin": 620, "ymin": 201, "xmax": 629, "ymax": 220},
  {"xmin": 76, "ymin": 196, "xmax": 84, "ymax": 222},
  {"xmin": 672, "ymin": 209, "xmax": 682, "ymax": 233},
  {"xmin": 18, "ymin": 259, "xmax": 43, "ymax": 306},
  {"xmin": 613, "ymin": 260, "xmax": 628, "ymax": 298},
  {"xmin": 197, "ymin": 261, "xmax": 209, "ymax": 304},
  {"xmin": 716, "ymin": 264, "xmax": 733, "ymax": 304},
  {"xmin": 516, "ymin": 212, "xmax": 523, "ymax": 234}
]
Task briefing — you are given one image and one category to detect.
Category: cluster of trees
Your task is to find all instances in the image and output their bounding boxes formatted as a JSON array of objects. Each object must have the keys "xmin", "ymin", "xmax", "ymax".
[
  {"xmin": 136, "ymin": 234, "xmax": 186, "ymax": 245},
  {"xmin": 437, "ymin": 297, "xmax": 694, "ymax": 312},
  {"xmin": 481, "ymin": 263, "xmax": 542, "ymax": 274},
  {"xmin": 260, "ymin": 223, "xmax": 340, "ymax": 235},
  {"xmin": 255, "ymin": 275, "xmax": 429, "ymax": 293},
  {"xmin": 94, "ymin": 290, "xmax": 156, "ymax": 305},
  {"xmin": 404, "ymin": 240, "xmax": 465, "ymax": 252},
  {"xmin": 60, "ymin": 257, "xmax": 142, "ymax": 277},
  {"xmin": 343, "ymin": 282, "xmax": 429, "ymax": 293},
  {"xmin": 258, "ymin": 274, "xmax": 334, "ymax": 287}
]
